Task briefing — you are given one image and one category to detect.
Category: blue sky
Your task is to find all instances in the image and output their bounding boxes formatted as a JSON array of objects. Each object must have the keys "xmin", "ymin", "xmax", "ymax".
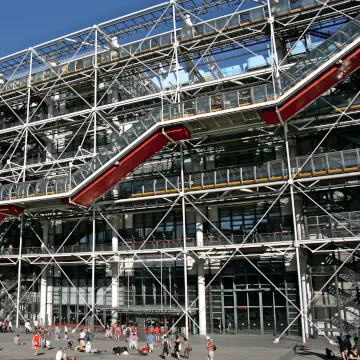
[{"xmin": 0, "ymin": 0, "xmax": 164, "ymax": 58}]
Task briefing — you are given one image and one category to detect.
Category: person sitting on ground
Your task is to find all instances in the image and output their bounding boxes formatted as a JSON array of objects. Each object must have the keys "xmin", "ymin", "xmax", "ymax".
[
  {"xmin": 55, "ymin": 347, "xmax": 66, "ymax": 360},
  {"xmin": 14, "ymin": 334, "xmax": 21, "ymax": 345},
  {"xmin": 85, "ymin": 341, "xmax": 92, "ymax": 353},
  {"xmin": 349, "ymin": 347, "xmax": 360, "ymax": 359},
  {"xmin": 75, "ymin": 338, "xmax": 86, "ymax": 352},
  {"xmin": 139, "ymin": 345, "xmax": 149, "ymax": 356},
  {"xmin": 325, "ymin": 348, "xmax": 334, "ymax": 358},
  {"xmin": 342, "ymin": 348, "xmax": 350, "ymax": 360}
]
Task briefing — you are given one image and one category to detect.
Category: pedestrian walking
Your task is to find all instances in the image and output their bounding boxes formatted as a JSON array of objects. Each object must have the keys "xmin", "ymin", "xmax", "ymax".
[
  {"xmin": 174, "ymin": 334, "xmax": 181, "ymax": 360},
  {"xmin": 54, "ymin": 325, "xmax": 60, "ymax": 340},
  {"xmin": 8, "ymin": 320, "xmax": 12, "ymax": 332},
  {"xmin": 162, "ymin": 335, "xmax": 171, "ymax": 358},
  {"xmin": 32, "ymin": 331, "xmax": 41, "ymax": 356},
  {"xmin": 63, "ymin": 326, "xmax": 68, "ymax": 340},
  {"xmin": 206, "ymin": 337, "xmax": 216, "ymax": 360},
  {"xmin": 184, "ymin": 336, "xmax": 191, "ymax": 359},
  {"xmin": 147, "ymin": 331, "xmax": 155, "ymax": 352},
  {"xmin": 154, "ymin": 325, "xmax": 160, "ymax": 342}
]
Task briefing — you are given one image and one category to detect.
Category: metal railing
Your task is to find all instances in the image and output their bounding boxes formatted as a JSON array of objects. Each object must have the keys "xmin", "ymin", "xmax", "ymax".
[{"xmin": 114, "ymin": 148, "xmax": 360, "ymax": 199}]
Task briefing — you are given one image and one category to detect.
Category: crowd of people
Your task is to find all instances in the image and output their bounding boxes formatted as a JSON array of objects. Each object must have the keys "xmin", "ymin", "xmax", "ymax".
[
  {"xmin": 101, "ymin": 322, "xmax": 198, "ymax": 358},
  {"xmin": 0, "ymin": 319, "xmax": 13, "ymax": 332},
  {"xmin": 5, "ymin": 319, "xmax": 221, "ymax": 359}
]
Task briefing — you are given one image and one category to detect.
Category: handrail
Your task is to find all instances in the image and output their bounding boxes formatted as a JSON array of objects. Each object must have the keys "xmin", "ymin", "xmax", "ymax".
[{"xmin": 112, "ymin": 147, "xmax": 360, "ymax": 199}]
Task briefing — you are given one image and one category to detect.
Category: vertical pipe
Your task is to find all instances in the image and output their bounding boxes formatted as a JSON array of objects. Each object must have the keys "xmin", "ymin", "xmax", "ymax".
[
  {"xmin": 172, "ymin": 1, "xmax": 180, "ymax": 102},
  {"xmin": 127, "ymin": 260, "xmax": 130, "ymax": 308},
  {"xmin": 180, "ymin": 143, "xmax": 189, "ymax": 339},
  {"xmin": 40, "ymin": 221, "xmax": 49, "ymax": 325},
  {"xmin": 161, "ymin": 252, "xmax": 163, "ymax": 311},
  {"xmin": 23, "ymin": 50, "xmax": 33, "ymax": 182},
  {"xmin": 284, "ymin": 124, "xmax": 306, "ymax": 343},
  {"xmin": 111, "ymin": 217, "xmax": 119, "ymax": 325},
  {"xmin": 334, "ymin": 266, "xmax": 344, "ymax": 338},
  {"xmin": 91, "ymin": 206, "xmax": 96, "ymax": 329},
  {"xmin": 196, "ymin": 207, "xmax": 206, "ymax": 335},
  {"xmin": 169, "ymin": 266, "xmax": 172, "ymax": 309},
  {"xmin": 93, "ymin": 26, "xmax": 98, "ymax": 155},
  {"xmin": 16, "ymin": 215, "xmax": 24, "ymax": 328},
  {"xmin": 266, "ymin": 0, "xmax": 279, "ymax": 78}
]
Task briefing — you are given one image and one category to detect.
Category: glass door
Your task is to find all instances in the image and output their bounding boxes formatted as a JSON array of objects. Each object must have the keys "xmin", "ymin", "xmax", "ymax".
[{"xmin": 248, "ymin": 291, "xmax": 261, "ymax": 335}]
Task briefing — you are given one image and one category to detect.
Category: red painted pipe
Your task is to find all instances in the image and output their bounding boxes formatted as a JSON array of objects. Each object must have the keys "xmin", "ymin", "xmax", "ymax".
[
  {"xmin": 71, "ymin": 125, "xmax": 191, "ymax": 206},
  {"xmin": 262, "ymin": 45, "xmax": 360, "ymax": 124}
]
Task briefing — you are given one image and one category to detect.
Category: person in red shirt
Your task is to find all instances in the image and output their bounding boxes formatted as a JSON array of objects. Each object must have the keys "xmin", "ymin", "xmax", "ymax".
[
  {"xmin": 153, "ymin": 325, "xmax": 160, "ymax": 342},
  {"xmin": 32, "ymin": 331, "xmax": 41, "ymax": 356}
]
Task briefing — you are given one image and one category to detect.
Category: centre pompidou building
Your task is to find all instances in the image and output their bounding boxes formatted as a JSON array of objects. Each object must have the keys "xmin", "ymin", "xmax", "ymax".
[{"xmin": 0, "ymin": 0, "xmax": 360, "ymax": 342}]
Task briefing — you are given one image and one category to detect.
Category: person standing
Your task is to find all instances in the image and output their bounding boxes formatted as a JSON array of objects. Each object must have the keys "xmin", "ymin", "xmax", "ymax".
[
  {"xmin": 40, "ymin": 333, "xmax": 45, "ymax": 349},
  {"xmin": 63, "ymin": 326, "xmax": 68, "ymax": 340},
  {"xmin": 115, "ymin": 324, "xmax": 121, "ymax": 341},
  {"xmin": 54, "ymin": 325, "xmax": 60, "ymax": 340},
  {"xmin": 25, "ymin": 320, "xmax": 32, "ymax": 334},
  {"xmin": 128, "ymin": 331, "xmax": 134, "ymax": 350},
  {"xmin": 147, "ymin": 331, "xmax": 155, "ymax": 353},
  {"xmin": 8, "ymin": 319, "xmax": 13, "ymax": 332},
  {"xmin": 174, "ymin": 334, "xmax": 181, "ymax": 360},
  {"xmin": 153, "ymin": 325, "xmax": 160, "ymax": 342},
  {"xmin": 184, "ymin": 337, "xmax": 190, "ymax": 359},
  {"xmin": 162, "ymin": 335, "xmax": 171, "ymax": 358},
  {"xmin": 8, "ymin": 244, "xmax": 13, "ymax": 255},
  {"xmin": 32, "ymin": 331, "xmax": 41, "ymax": 356},
  {"xmin": 206, "ymin": 338, "xmax": 215, "ymax": 360},
  {"xmin": 34, "ymin": 319, "xmax": 39, "ymax": 331},
  {"xmin": 45, "ymin": 332, "xmax": 51, "ymax": 350}
]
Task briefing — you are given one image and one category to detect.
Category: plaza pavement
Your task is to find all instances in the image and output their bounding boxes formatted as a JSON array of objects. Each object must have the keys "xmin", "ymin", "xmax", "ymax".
[{"xmin": 0, "ymin": 331, "xmax": 339, "ymax": 359}]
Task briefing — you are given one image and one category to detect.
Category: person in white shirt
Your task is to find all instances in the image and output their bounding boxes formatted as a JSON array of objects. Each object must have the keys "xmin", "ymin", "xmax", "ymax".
[
  {"xmin": 79, "ymin": 329, "xmax": 86, "ymax": 339},
  {"xmin": 25, "ymin": 321, "xmax": 32, "ymax": 334},
  {"xmin": 55, "ymin": 347, "xmax": 66, "ymax": 360},
  {"xmin": 85, "ymin": 341, "xmax": 92, "ymax": 353},
  {"xmin": 34, "ymin": 319, "xmax": 39, "ymax": 330},
  {"xmin": 14, "ymin": 334, "xmax": 21, "ymax": 345}
]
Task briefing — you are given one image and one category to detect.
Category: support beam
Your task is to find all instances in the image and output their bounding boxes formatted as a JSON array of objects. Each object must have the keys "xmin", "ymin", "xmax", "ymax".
[
  {"xmin": 39, "ymin": 221, "xmax": 49, "ymax": 326},
  {"xmin": 196, "ymin": 207, "xmax": 207, "ymax": 335},
  {"xmin": 111, "ymin": 217, "xmax": 119, "ymax": 325},
  {"xmin": 15, "ymin": 215, "xmax": 23, "ymax": 329}
]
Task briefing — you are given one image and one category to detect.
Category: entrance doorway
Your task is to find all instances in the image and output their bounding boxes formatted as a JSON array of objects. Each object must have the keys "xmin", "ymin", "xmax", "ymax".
[{"xmin": 234, "ymin": 289, "xmax": 286, "ymax": 336}]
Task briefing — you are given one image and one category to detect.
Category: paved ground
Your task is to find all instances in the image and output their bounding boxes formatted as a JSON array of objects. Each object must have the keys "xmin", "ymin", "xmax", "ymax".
[{"xmin": 0, "ymin": 331, "xmax": 340, "ymax": 359}]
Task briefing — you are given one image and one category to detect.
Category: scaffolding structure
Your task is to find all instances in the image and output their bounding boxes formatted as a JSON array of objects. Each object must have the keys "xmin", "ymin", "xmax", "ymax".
[{"xmin": 0, "ymin": 0, "xmax": 360, "ymax": 343}]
